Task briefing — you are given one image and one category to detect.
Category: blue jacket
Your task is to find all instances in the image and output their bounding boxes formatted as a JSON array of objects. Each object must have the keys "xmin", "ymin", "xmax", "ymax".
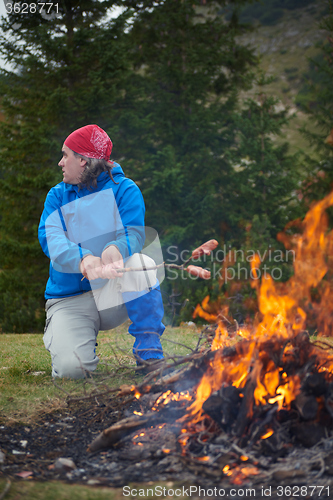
[{"xmin": 38, "ymin": 163, "xmax": 145, "ymax": 299}]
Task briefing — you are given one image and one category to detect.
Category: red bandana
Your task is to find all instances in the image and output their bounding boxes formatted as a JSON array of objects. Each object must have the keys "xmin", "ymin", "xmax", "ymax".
[{"xmin": 64, "ymin": 125, "xmax": 112, "ymax": 161}]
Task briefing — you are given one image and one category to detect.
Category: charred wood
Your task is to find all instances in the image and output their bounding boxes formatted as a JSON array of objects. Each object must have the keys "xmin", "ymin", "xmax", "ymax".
[
  {"xmin": 302, "ymin": 372, "xmax": 327, "ymax": 397},
  {"xmin": 88, "ymin": 405, "xmax": 189, "ymax": 453},
  {"xmin": 293, "ymin": 393, "xmax": 319, "ymax": 420},
  {"xmin": 87, "ymin": 412, "xmax": 161, "ymax": 452},
  {"xmin": 247, "ymin": 405, "xmax": 278, "ymax": 446},
  {"xmin": 324, "ymin": 382, "xmax": 333, "ymax": 418},
  {"xmin": 202, "ymin": 386, "xmax": 241, "ymax": 431},
  {"xmin": 291, "ymin": 422, "xmax": 327, "ymax": 448},
  {"xmin": 234, "ymin": 379, "xmax": 256, "ymax": 438}
]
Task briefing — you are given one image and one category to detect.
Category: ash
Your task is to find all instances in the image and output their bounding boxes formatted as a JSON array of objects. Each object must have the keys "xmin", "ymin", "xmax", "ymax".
[{"xmin": 1, "ymin": 396, "xmax": 333, "ymax": 499}]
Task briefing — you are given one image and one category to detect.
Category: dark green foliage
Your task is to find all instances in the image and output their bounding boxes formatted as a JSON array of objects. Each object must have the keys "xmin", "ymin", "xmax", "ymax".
[
  {"xmin": 0, "ymin": 0, "xmax": 130, "ymax": 331},
  {"xmin": 0, "ymin": 0, "xmax": 305, "ymax": 331},
  {"xmin": 113, "ymin": 0, "xmax": 258, "ymax": 249},
  {"xmin": 224, "ymin": 75, "xmax": 303, "ymax": 242},
  {"xmin": 295, "ymin": 52, "xmax": 329, "ymax": 111},
  {"xmin": 201, "ymin": 77, "xmax": 303, "ymax": 325},
  {"xmin": 109, "ymin": 0, "xmax": 262, "ymax": 324},
  {"xmin": 259, "ymin": 8, "xmax": 284, "ymax": 26},
  {"xmin": 224, "ymin": 0, "xmax": 317, "ymax": 25},
  {"xmin": 298, "ymin": 1, "xmax": 333, "ymax": 205},
  {"xmin": 0, "ymin": 0, "xmax": 258, "ymax": 331}
]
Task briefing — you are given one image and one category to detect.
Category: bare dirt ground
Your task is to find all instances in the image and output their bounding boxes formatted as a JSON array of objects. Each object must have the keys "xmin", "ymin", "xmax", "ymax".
[{"xmin": 1, "ymin": 391, "xmax": 333, "ymax": 500}]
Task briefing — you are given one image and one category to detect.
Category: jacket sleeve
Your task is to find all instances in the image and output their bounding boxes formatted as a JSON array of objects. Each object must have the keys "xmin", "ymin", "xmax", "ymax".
[
  {"xmin": 103, "ymin": 179, "xmax": 146, "ymax": 260},
  {"xmin": 38, "ymin": 187, "xmax": 92, "ymax": 273}
]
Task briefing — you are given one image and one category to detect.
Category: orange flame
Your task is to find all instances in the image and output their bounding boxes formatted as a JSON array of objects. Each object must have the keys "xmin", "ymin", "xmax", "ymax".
[
  {"xmin": 268, "ymin": 375, "xmax": 301, "ymax": 409},
  {"xmin": 131, "ymin": 386, "xmax": 142, "ymax": 399},
  {"xmin": 261, "ymin": 429, "xmax": 274, "ymax": 440},
  {"xmin": 154, "ymin": 390, "xmax": 192, "ymax": 410},
  {"xmin": 250, "ymin": 254, "xmax": 261, "ymax": 290},
  {"xmin": 193, "ymin": 295, "xmax": 218, "ymax": 322},
  {"xmin": 160, "ymin": 188, "xmax": 333, "ymax": 474},
  {"xmin": 211, "ymin": 321, "xmax": 230, "ymax": 350},
  {"xmin": 183, "ymin": 190, "xmax": 333, "ymax": 429}
]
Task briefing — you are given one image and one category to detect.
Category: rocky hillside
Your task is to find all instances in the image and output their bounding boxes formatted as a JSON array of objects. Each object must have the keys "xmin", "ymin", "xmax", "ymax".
[{"xmin": 237, "ymin": 0, "xmax": 329, "ymax": 154}]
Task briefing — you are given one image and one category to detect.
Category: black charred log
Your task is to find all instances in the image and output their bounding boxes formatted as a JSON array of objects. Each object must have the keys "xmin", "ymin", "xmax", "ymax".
[
  {"xmin": 293, "ymin": 393, "xmax": 319, "ymax": 420},
  {"xmin": 234, "ymin": 379, "xmax": 257, "ymax": 438},
  {"xmin": 202, "ymin": 385, "xmax": 241, "ymax": 431},
  {"xmin": 291, "ymin": 422, "xmax": 327, "ymax": 448},
  {"xmin": 302, "ymin": 372, "xmax": 327, "ymax": 397}
]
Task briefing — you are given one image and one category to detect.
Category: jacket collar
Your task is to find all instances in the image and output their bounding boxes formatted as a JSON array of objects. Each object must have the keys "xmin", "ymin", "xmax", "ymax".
[{"xmin": 64, "ymin": 171, "xmax": 116, "ymax": 196}]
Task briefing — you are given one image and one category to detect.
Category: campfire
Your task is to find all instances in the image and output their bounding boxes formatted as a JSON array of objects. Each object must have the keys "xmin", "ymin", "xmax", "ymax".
[{"xmin": 87, "ymin": 189, "xmax": 333, "ymax": 485}]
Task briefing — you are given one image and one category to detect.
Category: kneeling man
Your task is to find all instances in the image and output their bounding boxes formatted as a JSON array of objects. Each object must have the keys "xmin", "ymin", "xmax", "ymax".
[{"xmin": 38, "ymin": 124, "xmax": 165, "ymax": 378}]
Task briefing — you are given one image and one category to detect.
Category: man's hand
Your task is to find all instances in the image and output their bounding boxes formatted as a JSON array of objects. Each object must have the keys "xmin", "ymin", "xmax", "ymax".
[
  {"xmin": 80, "ymin": 255, "xmax": 103, "ymax": 281},
  {"xmin": 101, "ymin": 245, "xmax": 124, "ymax": 279}
]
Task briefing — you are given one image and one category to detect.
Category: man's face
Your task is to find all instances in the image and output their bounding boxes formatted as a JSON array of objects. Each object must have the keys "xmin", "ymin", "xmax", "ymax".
[{"xmin": 58, "ymin": 144, "xmax": 86, "ymax": 185}]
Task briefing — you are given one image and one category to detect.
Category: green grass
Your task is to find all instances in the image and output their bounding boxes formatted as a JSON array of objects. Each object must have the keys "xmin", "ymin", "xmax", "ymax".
[
  {"xmin": 0, "ymin": 479, "xmax": 123, "ymax": 500},
  {"xmin": 0, "ymin": 322, "xmax": 201, "ymax": 425},
  {"xmin": 0, "ymin": 479, "xmax": 191, "ymax": 500},
  {"xmin": 0, "ymin": 323, "xmax": 202, "ymax": 500}
]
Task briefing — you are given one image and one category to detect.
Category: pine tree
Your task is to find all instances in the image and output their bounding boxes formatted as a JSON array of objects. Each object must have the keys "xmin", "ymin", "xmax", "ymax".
[
  {"xmin": 227, "ymin": 75, "xmax": 303, "ymax": 242},
  {"xmin": 299, "ymin": 0, "xmax": 333, "ymax": 204},
  {"xmin": 110, "ymin": 0, "xmax": 258, "ymax": 249},
  {"xmin": 0, "ymin": 0, "xmax": 299, "ymax": 330},
  {"xmin": 0, "ymin": 0, "xmax": 130, "ymax": 331},
  {"xmin": 103, "ymin": 0, "xmax": 260, "ymax": 324}
]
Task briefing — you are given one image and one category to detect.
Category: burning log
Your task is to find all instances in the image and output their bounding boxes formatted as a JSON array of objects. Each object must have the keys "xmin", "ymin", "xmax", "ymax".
[
  {"xmin": 80, "ymin": 184, "xmax": 333, "ymax": 484},
  {"xmin": 234, "ymin": 378, "xmax": 257, "ymax": 438},
  {"xmin": 82, "ymin": 188, "xmax": 333, "ymax": 474},
  {"xmin": 41, "ymin": 173, "xmax": 333, "ymax": 490},
  {"xmin": 86, "ymin": 331, "xmax": 333, "ymax": 454},
  {"xmin": 88, "ymin": 412, "xmax": 158, "ymax": 452}
]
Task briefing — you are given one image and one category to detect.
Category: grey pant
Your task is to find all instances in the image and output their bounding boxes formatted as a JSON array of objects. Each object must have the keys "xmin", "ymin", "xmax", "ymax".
[{"xmin": 43, "ymin": 254, "xmax": 157, "ymax": 378}]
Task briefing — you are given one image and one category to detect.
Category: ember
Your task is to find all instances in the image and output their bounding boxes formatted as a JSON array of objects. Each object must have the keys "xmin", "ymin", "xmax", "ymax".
[{"xmin": 261, "ymin": 429, "xmax": 274, "ymax": 440}]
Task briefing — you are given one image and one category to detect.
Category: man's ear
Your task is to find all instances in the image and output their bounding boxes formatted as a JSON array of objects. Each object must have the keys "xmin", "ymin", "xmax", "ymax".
[{"xmin": 80, "ymin": 158, "xmax": 87, "ymax": 169}]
